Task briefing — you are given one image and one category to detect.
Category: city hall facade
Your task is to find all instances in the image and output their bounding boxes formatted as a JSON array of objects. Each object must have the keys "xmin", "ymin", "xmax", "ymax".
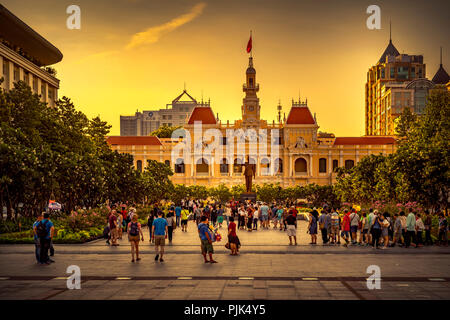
[{"xmin": 108, "ymin": 55, "xmax": 396, "ymax": 187}]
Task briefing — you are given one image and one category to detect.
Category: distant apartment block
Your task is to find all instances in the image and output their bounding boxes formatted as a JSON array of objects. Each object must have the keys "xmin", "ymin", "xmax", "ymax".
[{"xmin": 120, "ymin": 90, "xmax": 214, "ymax": 136}]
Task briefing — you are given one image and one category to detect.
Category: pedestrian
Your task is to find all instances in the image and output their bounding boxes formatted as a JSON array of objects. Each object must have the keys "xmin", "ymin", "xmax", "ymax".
[
  {"xmin": 349, "ymin": 209, "xmax": 360, "ymax": 244},
  {"xmin": 380, "ymin": 213, "xmax": 390, "ymax": 249},
  {"xmin": 225, "ymin": 204, "xmax": 232, "ymax": 227},
  {"xmin": 109, "ymin": 210, "xmax": 119, "ymax": 246},
  {"xmin": 415, "ymin": 213, "xmax": 425, "ymax": 247},
  {"xmin": 198, "ymin": 216, "xmax": 218, "ymax": 263},
  {"xmin": 34, "ymin": 213, "xmax": 55, "ymax": 265},
  {"xmin": 359, "ymin": 212, "xmax": 369, "ymax": 245},
  {"xmin": 318, "ymin": 209, "xmax": 329, "ymax": 245},
  {"xmin": 148, "ymin": 211, "xmax": 155, "ymax": 243},
  {"xmin": 128, "ymin": 214, "xmax": 144, "ymax": 262},
  {"xmin": 166, "ymin": 211, "xmax": 175, "ymax": 244},
  {"xmin": 238, "ymin": 205, "xmax": 246, "ymax": 230},
  {"xmin": 391, "ymin": 213, "xmax": 402, "ymax": 247},
  {"xmin": 260, "ymin": 202, "xmax": 269, "ymax": 229},
  {"xmin": 405, "ymin": 209, "xmax": 416, "ymax": 248},
  {"xmin": 117, "ymin": 212, "xmax": 123, "ymax": 240},
  {"xmin": 286, "ymin": 209, "xmax": 298, "ymax": 245},
  {"xmin": 32, "ymin": 214, "xmax": 44, "ymax": 264},
  {"xmin": 308, "ymin": 210, "xmax": 318, "ymax": 245},
  {"xmin": 246, "ymin": 205, "xmax": 254, "ymax": 232},
  {"xmin": 341, "ymin": 210, "xmax": 351, "ymax": 247},
  {"xmin": 181, "ymin": 206, "xmax": 189, "ymax": 232},
  {"xmin": 424, "ymin": 210, "xmax": 433, "ymax": 245},
  {"xmin": 227, "ymin": 216, "xmax": 240, "ymax": 255},
  {"xmin": 371, "ymin": 211, "xmax": 382, "ymax": 249},
  {"xmin": 437, "ymin": 213, "xmax": 448, "ymax": 246},
  {"xmin": 253, "ymin": 206, "xmax": 259, "ymax": 230},
  {"xmin": 330, "ymin": 209, "xmax": 340, "ymax": 244},
  {"xmin": 152, "ymin": 211, "xmax": 168, "ymax": 262},
  {"xmin": 175, "ymin": 204, "xmax": 182, "ymax": 228},
  {"xmin": 276, "ymin": 207, "xmax": 284, "ymax": 230},
  {"xmin": 399, "ymin": 211, "xmax": 407, "ymax": 246},
  {"xmin": 217, "ymin": 205, "xmax": 224, "ymax": 228}
]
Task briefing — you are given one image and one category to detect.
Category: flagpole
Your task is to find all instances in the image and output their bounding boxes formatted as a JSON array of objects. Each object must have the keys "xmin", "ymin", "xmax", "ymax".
[{"xmin": 250, "ymin": 30, "xmax": 252, "ymax": 58}]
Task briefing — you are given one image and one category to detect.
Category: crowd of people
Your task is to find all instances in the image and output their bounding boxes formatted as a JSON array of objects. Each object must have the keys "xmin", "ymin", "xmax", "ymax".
[{"xmin": 32, "ymin": 199, "xmax": 449, "ymax": 265}]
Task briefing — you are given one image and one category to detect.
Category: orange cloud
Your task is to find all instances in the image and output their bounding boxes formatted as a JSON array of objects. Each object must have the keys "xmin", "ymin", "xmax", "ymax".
[{"xmin": 126, "ymin": 2, "xmax": 206, "ymax": 50}]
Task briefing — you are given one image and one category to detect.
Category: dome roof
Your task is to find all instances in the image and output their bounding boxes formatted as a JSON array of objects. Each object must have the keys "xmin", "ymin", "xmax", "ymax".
[{"xmin": 246, "ymin": 66, "xmax": 256, "ymax": 74}]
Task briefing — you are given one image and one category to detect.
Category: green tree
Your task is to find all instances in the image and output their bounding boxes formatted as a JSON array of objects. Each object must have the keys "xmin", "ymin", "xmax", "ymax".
[{"xmin": 150, "ymin": 125, "xmax": 183, "ymax": 138}]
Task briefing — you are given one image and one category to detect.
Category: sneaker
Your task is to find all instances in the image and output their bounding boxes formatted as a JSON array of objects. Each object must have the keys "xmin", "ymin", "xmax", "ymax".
[
  {"xmin": 154, "ymin": 254, "xmax": 159, "ymax": 261},
  {"xmin": 136, "ymin": 257, "xmax": 141, "ymax": 261}
]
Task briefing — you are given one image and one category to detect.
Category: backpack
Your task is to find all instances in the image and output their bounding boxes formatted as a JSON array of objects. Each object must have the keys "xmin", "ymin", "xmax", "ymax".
[
  {"xmin": 36, "ymin": 220, "xmax": 49, "ymax": 238},
  {"xmin": 129, "ymin": 222, "xmax": 139, "ymax": 236}
]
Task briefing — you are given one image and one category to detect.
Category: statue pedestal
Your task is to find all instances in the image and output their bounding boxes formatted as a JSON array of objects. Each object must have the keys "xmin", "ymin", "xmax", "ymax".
[{"xmin": 240, "ymin": 192, "xmax": 257, "ymax": 203}]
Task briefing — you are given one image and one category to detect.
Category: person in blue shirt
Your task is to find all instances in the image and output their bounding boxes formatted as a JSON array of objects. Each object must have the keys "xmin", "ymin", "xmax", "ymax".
[
  {"xmin": 175, "ymin": 205, "xmax": 182, "ymax": 227},
  {"xmin": 34, "ymin": 213, "xmax": 54, "ymax": 265},
  {"xmin": 152, "ymin": 211, "xmax": 168, "ymax": 262},
  {"xmin": 32, "ymin": 215, "xmax": 43, "ymax": 263},
  {"xmin": 198, "ymin": 216, "xmax": 217, "ymax": 263}
]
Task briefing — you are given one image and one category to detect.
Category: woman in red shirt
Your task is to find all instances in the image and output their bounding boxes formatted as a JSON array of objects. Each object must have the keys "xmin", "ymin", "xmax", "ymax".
[{"xmin": 228, "ymin": 217, "xmax": 241, "ymax": 255}]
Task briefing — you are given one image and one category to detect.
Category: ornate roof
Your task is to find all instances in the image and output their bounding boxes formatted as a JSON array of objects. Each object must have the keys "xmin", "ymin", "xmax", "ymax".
[
  {"xmin": 172, "ymin": 90, "xmax": 197, "ymax": 103},
  {"xmin": 107, "ymin": 136, "xmax": 162, "ymax": 146},
  {"xmin": 378, "ymin": 40, "xmax": 400, "ymax": 63},
  {"xmin": 187, "ymin": 106, "xmax": 217, "ymax": 125},
  {"xmin": 432, "ymin": 64, "xmax": 450, "ymax": 84},
  {"xmin": 334, "ymin": 137, "xmax": 396, "ymax": 146},
  {"xmin": 286, "ymin": 106, "xmax": 316, "ymax": 125}
]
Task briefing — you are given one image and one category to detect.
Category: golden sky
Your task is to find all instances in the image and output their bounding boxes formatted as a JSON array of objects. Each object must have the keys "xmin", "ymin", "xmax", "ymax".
[{"xmin": 3, "ymin": 0, "xmax": 449, "ymax": 136}]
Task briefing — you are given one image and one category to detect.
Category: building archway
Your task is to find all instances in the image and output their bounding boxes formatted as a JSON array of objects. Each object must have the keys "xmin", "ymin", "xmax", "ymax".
[
  {"xmin": 294, "ymin": 157, "xmax": 307, "ymax": 174},
  {"xmin": 196, "ymin": 158, "xmax": 209, "ymax": 175}
]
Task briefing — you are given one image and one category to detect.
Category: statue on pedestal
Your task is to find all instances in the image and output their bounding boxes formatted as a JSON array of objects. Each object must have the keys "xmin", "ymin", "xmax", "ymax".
[{"xmin": 243, "ymin": 156, "xmax": 256, "ymax": 193}]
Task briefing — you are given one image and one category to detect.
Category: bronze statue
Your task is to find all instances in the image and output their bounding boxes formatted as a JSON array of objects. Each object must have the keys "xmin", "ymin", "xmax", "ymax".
[{"xmin": 243, "ymin": 157, "xmax": 256, "ymax": 193}]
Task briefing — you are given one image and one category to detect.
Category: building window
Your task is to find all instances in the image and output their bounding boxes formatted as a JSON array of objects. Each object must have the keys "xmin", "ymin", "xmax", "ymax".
[
  {"xmin": 196, "ymin": 158, "xmax": 209, "ymax": 175},
  {"xmin": 274, "ymin": 158, "xmax": 283, "ymax": 174},
  {"xmin": 319, "ymin": 158, "xmax": 327, "ymax": 173},
  {"xmin": 345, "ymin": 160, "xmax": 355, "ymax": 170},
  {"xmin": 222, "ymin": 137, "xmax": 227, "ymax": 145},
  {"xmin": 294, "ymin": 158, "xmax": 307, "ymax": 173},
  {"xmin": 167, "ymin": 123, "xmax": 172, "ymax": 127},
  {"xmin": 220, "ymin": 158, "xmax": 229, "ymax": 174},
  {"xmin": 332, "ymin": 159, "xmax": 339, "ymax": 172},
  {"xmin": 175, "ymin": 159, "xmax": 185, "ymax": 173},
  {"xmin": 260, "ymin": 158, "xmax": 270, "ymax": 176},
  {"xmin": 2, "ymin": 59, "xmax": 8, "ymax": 76},
  {"xmin": 234, "ymin": 158, "xmax": 243, "ymax": 173},
  {"xmin": 33, "ymin": 77, "xmax": 38, "ymax": 92},
  {"xmin": 390, "ymin": 67, "xmax": 395, "ymax": 78},
  {"xmin": 48, "ymin": 86, "xmax": 54, "ymax": 101},
  {"xmin": 24, "ymin": 71, "xmax": 29, "ymax": 85},
  {"xmin": 41, "ymin": 82, "xmax": 46, "ymax": 99},
  {"xmin": 136, "ymin": 160, "xmax": 142, "ymax": 172},
  {"xmin": 249, "ymin": 78, "xmax": 253, "ymax": 87},
  {"xmin": 13, "ymin": 64, "xmax": 19, "ymax": 81}
]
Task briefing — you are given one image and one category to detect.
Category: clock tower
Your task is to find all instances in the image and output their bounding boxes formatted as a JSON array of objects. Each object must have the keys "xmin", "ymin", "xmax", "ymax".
[{"xmin": 241, "ymin": 56, "xmax": 261, "ymax": 126}]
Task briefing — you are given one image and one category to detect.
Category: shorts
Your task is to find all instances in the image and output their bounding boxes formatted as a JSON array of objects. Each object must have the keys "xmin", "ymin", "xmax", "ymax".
[
  {"xmin": 381, "ymin": 228, "xmax": 389, "ymax": 237},
  {"xmin": 362, "ymin": 229, "xmax": 368, "ymax": 234},
  {"xmin": 201, "ymin": 239, "xmax": 214, "ymax": 254},
  {"xmin": 350, "ymin": 226, "xmax": 358, "ymax": 233},
  {"xmin": 287, "ymin": 225, "xmax": 296, "ymax": 236},
  {"xmin": 128, "ymin": 234, "xmax": 140, "ymax": 242},
  {"xmin": 331, "ymin": 226, "xmax": 339, "ymax": 235},
  {"xmin": 154, "ymin": 235, "xmax": 165, "ymax": 246},
  {"xmin": 181, "ymin": 220, "xmax": 188, "ymax": 225},
  {"xmin": 261, "ymin": 215, "xmax": 268, "ymax": 221},
  {"xmin": 341, "ymin": 230, "xmax": 350, "ymax": 238}
]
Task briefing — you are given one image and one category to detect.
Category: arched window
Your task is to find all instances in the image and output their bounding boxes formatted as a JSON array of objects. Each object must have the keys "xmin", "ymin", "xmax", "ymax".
[
  {"xmin": 196, "ymin": 158, "xmax": 209, "ymax": 175},
  {"xmin": 294, "ymin": 158, "xmax": 307, "ymax": 173},
  {"xmin": 136, "ymin": 160, "xmax": 142, "ymax": 173},
  {"xmin": 332, "ymin": 159, "xmax": 339, "ymax": 172},
  {"xmin": 345, "ymin": 160, "xmax": 355, "ymax": 170},
  {"xmin": 175, "ymin": 158, "xmax": 185, "ymax": 173},
  {"xmin": 234, "ymin": 158, "xmax": 243, "ymax": 173},
  {"xmin": 319, "ymin": 158, "xmax": 327, "ymax": 173},
  {"xmin": 260, "ymin": 158, "xmax": 270, "ymax": 176},
  {"xmin": 220, "ymin": 158, "xmax": 229, "ymax": 174},
  {"xmin": 274, "ymin": 158, "xmax": 283, "ymax": 174}
]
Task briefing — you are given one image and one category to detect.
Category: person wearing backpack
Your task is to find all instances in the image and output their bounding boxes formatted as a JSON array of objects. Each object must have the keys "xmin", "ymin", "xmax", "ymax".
[
  {"xmin": 128, "ymin": 214, "xmax": 144, "ymax": 262},
  {"xmin": 34, "ymin": 213, "xmax": 54, "ymax": 265},
  {"xmin": 32, "ymin": 214, "xmax": 44, "ymax": 264}
]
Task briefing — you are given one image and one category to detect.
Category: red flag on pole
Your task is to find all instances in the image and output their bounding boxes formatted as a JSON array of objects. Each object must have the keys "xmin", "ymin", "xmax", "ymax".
[{"xmin": 246, "ymin": 35, "xmax": 252, "ymax": 53}]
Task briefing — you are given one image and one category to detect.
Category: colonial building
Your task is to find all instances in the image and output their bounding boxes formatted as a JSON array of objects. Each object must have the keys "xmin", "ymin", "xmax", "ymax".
[
  {"xmin": 120, "ymin": 90, "xmax": 212, "ymax": 136},
  {"xmin": 0, "ymin": 4, "xmax": 62, "ymax": 106},
  {"xmin": 108, "ymin": 55, "xmax": 396, "ymax": 187}
]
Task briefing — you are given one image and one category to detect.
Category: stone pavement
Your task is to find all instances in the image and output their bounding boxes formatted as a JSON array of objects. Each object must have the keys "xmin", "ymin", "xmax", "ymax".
[{"xmin": 0, "ymin": 221, "xmax": 449, "ymax": 300}]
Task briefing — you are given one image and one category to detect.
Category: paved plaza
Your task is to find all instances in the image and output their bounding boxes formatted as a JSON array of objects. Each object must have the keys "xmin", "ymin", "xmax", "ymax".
[{"xmin": 0, "ymin": 221, "xmax": 449, "ymax": 300}]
